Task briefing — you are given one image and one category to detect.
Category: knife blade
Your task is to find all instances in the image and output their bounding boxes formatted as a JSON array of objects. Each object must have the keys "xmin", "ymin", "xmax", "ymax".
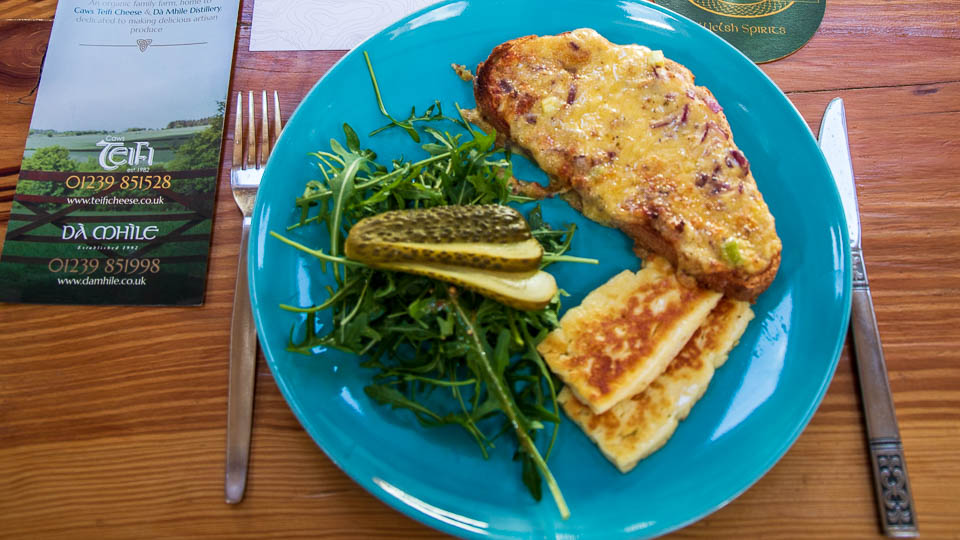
[{"xmin": 818, "ymin": 98, "xmax": 918, "ymax": 538}]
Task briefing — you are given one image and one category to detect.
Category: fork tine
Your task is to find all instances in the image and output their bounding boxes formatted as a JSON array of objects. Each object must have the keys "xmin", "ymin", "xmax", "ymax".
[
  {"xmin": 233, "ymin": 91, "xmax": 242, "ymax": 169},
  {"xmin": 272, "ymin": 91, "xmax": 282, "ymax": 142},
  {"xmin": 259, "ymin": 91, "xmax": 269, "ymax": 167},
  {"xmin": 246, "ymin": 91, "xmax": 255, "ymax": 169}
]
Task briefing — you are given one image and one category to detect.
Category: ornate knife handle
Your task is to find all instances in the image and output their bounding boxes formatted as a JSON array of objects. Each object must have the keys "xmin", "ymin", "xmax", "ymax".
[
  {"xmin": 850, "ymin": 249, "xmax": 918, "ymax": 537},
  {"xmin": 870, "ymin": 441, "xmax": 916, "ymax": 536}
]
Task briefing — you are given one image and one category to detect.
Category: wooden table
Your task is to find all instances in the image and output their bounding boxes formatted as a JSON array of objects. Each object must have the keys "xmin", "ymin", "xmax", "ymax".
[{"xmin": 1, "ymin": 1, "xmax": 958, "ymax": 538}]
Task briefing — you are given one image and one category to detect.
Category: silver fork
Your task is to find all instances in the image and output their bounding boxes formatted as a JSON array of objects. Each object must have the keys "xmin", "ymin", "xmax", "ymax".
[{"xmin": 226, "ymin": 90, "xmax": 282, "ymax": 504}]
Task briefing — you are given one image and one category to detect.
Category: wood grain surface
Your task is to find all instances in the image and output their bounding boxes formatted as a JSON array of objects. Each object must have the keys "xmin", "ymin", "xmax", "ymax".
[{"xmin": 1, "ymin": 0, "xmax": 958, "ymax": 538}]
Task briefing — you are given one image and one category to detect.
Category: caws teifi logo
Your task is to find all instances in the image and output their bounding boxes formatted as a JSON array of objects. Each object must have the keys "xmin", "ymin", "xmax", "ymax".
[{"xmin": 96, "ymin": 138, "xmax": 155, "ymax": 171}]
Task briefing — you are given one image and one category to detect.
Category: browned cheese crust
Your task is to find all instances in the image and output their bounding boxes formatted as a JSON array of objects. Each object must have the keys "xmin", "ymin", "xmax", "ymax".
[{"xmin": 473, "ymin": 29, "xmax": 782, "ymax": 301}]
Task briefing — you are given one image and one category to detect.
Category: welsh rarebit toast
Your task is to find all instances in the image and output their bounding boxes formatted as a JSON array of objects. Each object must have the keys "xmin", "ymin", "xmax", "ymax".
[{"xmin": 473, "ymin": 29, "xmax": 781, "ymax": 301}]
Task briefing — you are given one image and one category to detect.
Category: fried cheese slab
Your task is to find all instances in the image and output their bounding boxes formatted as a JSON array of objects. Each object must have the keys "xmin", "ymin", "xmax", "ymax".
[
  {"xmin": 538, "ymin": 256, "xmax": 722, "ymax": 415},
  {"xmin": 559, "ymin": 297, "xmax": 754, "ymax": 472},
  {"xmin": 473, "ymin": 28, "xmax": 781, "ymax": 301}
]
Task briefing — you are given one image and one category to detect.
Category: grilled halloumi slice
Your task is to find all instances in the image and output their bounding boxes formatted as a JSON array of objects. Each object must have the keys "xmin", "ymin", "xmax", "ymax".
[
  {"xmin": 538, "ymin": 256, "xmax": 722, "ymax": 415},
  {"xmin": 559, "ymin": 297, "xmax": 754, "ymax": 473}
]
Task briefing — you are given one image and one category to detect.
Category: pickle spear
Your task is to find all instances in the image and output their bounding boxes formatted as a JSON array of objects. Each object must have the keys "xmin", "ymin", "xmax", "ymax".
[
  {"xmin": 345, "ymin": 205, "xmax": 543, "ymax": 271},
  {"xmin": 375, "ymin": 261, "xmax": 557, "ymax": 311}
]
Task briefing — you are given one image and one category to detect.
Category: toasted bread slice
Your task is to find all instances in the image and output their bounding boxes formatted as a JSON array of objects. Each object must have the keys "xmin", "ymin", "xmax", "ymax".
[
  {"xmin": 473, "ymin": 28, "xmax": 781, "ymax": 301},
  {"xmin": 559, "ymin": 297, "xmax": 754, "ymax": 472},
  {"xmin": 538, "ymin": 256, "xmax": 721, "ymax": 415}
]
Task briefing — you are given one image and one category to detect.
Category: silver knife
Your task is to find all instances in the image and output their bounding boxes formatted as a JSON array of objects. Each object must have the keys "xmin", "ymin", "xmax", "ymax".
[{"xmin": 818, "ymin": 98, "xmax": 918, "ymax": 538}]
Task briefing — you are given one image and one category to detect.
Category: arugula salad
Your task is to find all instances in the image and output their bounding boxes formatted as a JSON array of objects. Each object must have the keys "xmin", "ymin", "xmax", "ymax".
[{"xmin": 271, "ymin": 54, "xmax": 597, "ymax": 519}]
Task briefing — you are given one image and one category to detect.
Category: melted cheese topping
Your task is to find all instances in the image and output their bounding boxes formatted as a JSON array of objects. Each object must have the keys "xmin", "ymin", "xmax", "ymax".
[{"xmin": 488, "ymin": 28, "xmax": 780, "ymax": 277}]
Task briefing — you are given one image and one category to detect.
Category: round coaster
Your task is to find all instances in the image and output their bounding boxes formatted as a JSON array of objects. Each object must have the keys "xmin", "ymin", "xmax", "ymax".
[{"xmin": 654, "ymin": 0, "xmax": 826, "ymax": 63}]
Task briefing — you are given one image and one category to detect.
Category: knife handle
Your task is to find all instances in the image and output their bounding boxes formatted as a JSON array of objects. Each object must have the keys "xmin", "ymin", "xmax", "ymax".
[{"xmin": 850, "ymin": 249, "xmax": 918, "ymax": 537}]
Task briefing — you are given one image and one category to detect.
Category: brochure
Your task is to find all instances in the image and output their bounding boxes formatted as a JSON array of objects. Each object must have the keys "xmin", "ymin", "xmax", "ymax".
[{"xmin": 0, "ymin": 0, "xmax": 241, "ymax": 305}]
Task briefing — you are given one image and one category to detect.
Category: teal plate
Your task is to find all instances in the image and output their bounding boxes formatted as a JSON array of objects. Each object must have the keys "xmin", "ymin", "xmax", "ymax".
[{"xmin": 248, "ymin": 1, "xmax": 851, "ymax": 537}]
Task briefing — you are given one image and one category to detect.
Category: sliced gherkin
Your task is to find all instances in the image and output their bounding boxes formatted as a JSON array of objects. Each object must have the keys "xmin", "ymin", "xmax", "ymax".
[
  {"xmin": 375, "ymin": 261, "xmax": 557, "ymax": 311},
  {"xmin": 345, "ymin": 205, "xmax": 543, "ymax": 271}
]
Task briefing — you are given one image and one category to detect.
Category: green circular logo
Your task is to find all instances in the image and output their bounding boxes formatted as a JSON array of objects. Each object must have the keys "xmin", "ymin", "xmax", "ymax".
[
  {"xmin": 654, "ymin": 0, "xmax": 825, "ymax": 63},
  {"xmin": 688, "ymin": 0, "xmax": 795, "ymax": 18}
]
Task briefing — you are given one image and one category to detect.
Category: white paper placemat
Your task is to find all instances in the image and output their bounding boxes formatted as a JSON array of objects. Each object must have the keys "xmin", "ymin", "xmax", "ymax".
[{"xmin": 250, "ymin": 0, "xmax": 440, "ymax": 51}]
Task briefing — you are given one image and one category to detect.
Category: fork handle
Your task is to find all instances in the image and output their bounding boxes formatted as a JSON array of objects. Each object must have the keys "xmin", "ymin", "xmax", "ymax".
[
  {"xmin": 850, "ymin": 250, "xmax": 918, "ymax": 537},
  {"xmin": 225, "ymin": 216, "xmax": 258, "ymax": 504}
]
